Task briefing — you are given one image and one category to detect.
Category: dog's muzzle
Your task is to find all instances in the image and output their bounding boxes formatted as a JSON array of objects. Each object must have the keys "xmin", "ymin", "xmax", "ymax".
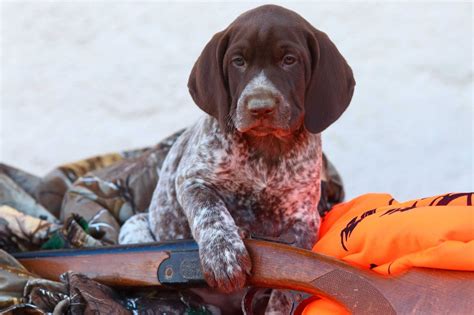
[{"xmin": 246, "ymin": 93, "xmax": 281, "ymax": 118}]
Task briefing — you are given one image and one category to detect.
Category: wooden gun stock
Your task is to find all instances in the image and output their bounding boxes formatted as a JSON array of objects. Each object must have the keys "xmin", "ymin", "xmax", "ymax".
[{"xmin": 13, "ymin": 239, "xmax": 474, "ymax": 314}]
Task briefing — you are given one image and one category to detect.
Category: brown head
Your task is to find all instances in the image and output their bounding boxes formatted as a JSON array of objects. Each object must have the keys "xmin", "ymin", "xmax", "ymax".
[{"xmin": 188, "ymin": 4, "xmax": 355, "ymax": 139}]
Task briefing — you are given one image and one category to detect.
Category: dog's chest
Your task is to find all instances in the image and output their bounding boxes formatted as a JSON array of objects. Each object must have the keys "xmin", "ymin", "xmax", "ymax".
[{"xmin": 204, "ymin": 134, "xmax": 322, "ymax": 225}]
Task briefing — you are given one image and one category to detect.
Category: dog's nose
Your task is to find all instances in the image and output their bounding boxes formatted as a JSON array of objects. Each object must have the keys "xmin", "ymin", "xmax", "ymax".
[{"xmin": 246, "ymin": 95, "xmax": 278, "ymax": 117}]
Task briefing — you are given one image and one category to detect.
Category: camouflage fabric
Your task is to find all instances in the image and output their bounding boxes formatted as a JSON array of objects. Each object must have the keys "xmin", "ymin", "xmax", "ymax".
[
  {"xmin": 0, "ymin": 206, "xmax": 58, "ymax": 253},
  {"xmin": 0, "ymin": 249, "xmax": 37, "ymax": 308},
  {"xmin": 0, "ymin": 170, "xmax": 57, "ymax": 223}
]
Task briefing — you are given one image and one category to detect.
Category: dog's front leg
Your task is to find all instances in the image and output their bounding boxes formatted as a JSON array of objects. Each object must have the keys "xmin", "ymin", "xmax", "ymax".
[{"xmin": 178, "ymin": 180, "xmax": 252, "ymax": 293}]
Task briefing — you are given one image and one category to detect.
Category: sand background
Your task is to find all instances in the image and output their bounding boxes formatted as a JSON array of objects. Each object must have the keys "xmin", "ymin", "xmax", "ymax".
[{"xmin": 1, "ymin": 1, "xmax": 472, "ymax": 201}]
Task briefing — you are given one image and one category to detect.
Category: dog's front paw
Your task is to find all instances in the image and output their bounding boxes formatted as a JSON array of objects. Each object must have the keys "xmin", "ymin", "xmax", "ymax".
[{"xmin": 199, "ymin": 235, "xmax": 252, "ymax": 293}]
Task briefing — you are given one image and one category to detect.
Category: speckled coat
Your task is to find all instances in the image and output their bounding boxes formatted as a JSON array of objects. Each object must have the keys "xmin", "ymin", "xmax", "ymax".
[
  {"xmin": 148, "ymin": 115, "xmax": 322, "ymax": 288},
  {"xmin": 125, "ymin": 4, "xmax": 355, "ymax": 311}
]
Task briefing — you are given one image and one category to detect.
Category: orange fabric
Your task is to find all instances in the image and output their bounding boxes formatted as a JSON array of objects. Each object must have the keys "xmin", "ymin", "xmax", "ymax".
[
  {"xmin": 302, "ymin": 298, "xmax": 349, "ymax": 315},
  {"xmin": 303, "ymin": 192, "xmax": 474, "ymax": 314}
]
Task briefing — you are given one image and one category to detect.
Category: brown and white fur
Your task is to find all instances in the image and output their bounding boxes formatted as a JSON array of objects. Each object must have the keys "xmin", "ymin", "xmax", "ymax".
[{"xmin": 120, "ymin": 4, "xmax": 355, "ymax": 313}]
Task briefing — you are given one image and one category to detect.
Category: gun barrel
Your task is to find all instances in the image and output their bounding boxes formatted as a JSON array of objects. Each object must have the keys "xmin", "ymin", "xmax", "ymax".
[
  {"xmin": 14, "ymin": 240, "xmax": 199, "ymax": 287},
  {"xmin": 13, "ymin": 239, "xmax": 474, "ymax": 314}
]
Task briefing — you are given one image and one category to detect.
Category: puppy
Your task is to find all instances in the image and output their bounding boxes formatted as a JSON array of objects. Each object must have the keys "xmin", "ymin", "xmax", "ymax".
[{"xmin": 123, "ymin": 3, "xmax": 354, "ymax": 310}]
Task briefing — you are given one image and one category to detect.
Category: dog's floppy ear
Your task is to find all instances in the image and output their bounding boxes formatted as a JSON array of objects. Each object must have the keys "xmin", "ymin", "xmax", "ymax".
[
  {"xmin": 304, "ymin": 29, "xmax": 355, "ymax": 134},
  {"xmin": 188, "ymin": 31, "xmax": 230, "ymax": 130}
]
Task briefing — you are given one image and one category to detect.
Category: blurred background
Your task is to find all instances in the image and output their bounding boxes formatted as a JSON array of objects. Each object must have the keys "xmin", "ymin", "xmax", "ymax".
[{"xmin": 1, "ymin": 1, "xmax": 472, "ymax": 201}]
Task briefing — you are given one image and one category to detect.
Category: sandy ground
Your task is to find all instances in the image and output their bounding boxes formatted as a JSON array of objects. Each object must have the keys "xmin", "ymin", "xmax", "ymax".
[{"xmin": 1, "ymin": 1, "xmax": 472, "ymax": 201}]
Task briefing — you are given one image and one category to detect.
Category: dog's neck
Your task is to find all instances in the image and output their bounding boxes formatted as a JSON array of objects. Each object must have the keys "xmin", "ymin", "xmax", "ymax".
[{"xmin": 209, "ymin": 116, "xmax": 319, "ymax": 167}]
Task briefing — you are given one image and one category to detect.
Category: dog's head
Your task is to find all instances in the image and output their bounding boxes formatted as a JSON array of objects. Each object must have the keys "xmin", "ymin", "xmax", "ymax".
[{"xmin": 188, "ymin": 5, "xmax": 355, "ymax": 137}]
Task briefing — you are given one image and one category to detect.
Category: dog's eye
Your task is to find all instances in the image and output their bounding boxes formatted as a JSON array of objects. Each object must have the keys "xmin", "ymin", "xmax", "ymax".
[
  {"xmin": 282, "ymin": 55, "xmax": 297, "ymax": 66},
  {"xmin": 232, "ymin": 56, "xmax": 246, "ymax": 67}
]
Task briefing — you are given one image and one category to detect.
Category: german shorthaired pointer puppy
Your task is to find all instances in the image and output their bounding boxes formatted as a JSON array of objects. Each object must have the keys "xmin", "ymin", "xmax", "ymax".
[{"xmin": 120, "ymin": 4, "xmax": 354, "ymax": 312}]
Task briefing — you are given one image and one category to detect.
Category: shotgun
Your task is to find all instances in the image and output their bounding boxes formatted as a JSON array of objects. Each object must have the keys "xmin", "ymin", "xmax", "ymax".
[{"xmin": 13, "ymin": 239, "xmax": 474, "ymax": 314}]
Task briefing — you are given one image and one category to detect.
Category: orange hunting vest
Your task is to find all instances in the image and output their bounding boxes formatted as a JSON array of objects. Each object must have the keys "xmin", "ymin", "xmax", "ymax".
[{"xmin": 303, "ymin": 192, "xmax": 474, "ymax": 315}]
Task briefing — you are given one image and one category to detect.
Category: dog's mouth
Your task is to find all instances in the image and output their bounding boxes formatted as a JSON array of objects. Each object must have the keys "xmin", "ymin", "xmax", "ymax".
[
  {"xmin": 247, "ymin": 126, "xmax": 276, "ymax": 136},
  {"xmin": 233, "ymin": 112, "xmax": 303, "ymax": 138},
  {"xmin": 240, "ymin": 124, "xmax": 294, "ymax": 139}
]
